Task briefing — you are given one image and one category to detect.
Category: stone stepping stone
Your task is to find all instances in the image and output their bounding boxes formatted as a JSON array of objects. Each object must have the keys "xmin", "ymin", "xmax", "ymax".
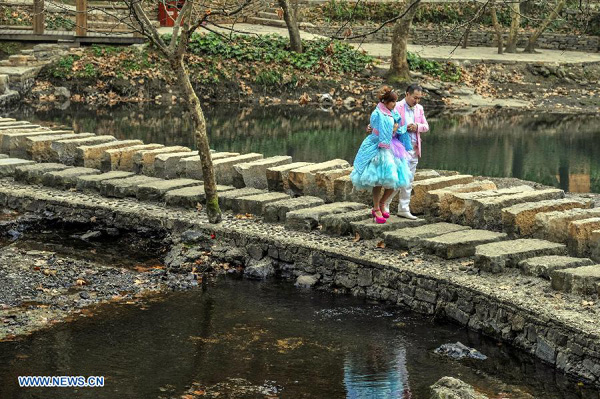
[
  {"xmin": 42, "ymin": 167, "xmax": 100, "ymax": 188},
  {"xmin": 474, "ymin": 239, "xmax": 568, "ymax": 274},
  {"xmin": 263, "ymin": 196, "xmax": 324, "ymax": 223},
  {"xmin": 75, "ymin": 140, "xmax": 144, "ymax": 169},
  {"xmin": 177, "ymin": 152, "xmax": 240, "ymax": 180},
  {"xmin": 99, "ymin": 175, "xmax": 162, "ymax": 198},
  {"xmin": 234, "ymin": 155, "xmax": 292, "ymax": 189},
  {"xmin": 153, "ymin": 151, "xmax": 198, "ymax": 179},
  {"xmin": 320, "ymin": 209, "xmax": 372, "ymax": 236},
  {"xmin": 314, "ymin": 167, "xmax": 353, "ymax": 202},
  {"xmin": 592, "ymin": 230, "xmax": 600, "ymax": 262},
  {"xmin": 76, "ymin": 171, "xmax": 135, "ymax": 191},
  {"xmin": 534, "ymin": 208, "xmax": 600, "ymax": 243},
  {"xmin": 136, "ymin": 178, "xmax": 201, "ymax": 201},
  {"xmin": 132, "ymin": 146, "xmax": 192, "ymax": 175},
  {"xmin": 0, "ymin": 158, "xmax": 35, "ymax": 177},
  {"xmin": 0, "ymin": 154, "xmax": 8, "ymax": 159},
  {"xmin": 217, "ymin": 187, "xmax": 266, "ymax": 211},
  {"xmin": 25, "ymin": 133, "xmax": 95, "ymax": 162},
  {"xmin": 14, "ymin": 162, "xmax": 69, "ymax": 183},
  {"xmin": 423, "ymin": 229, "xmax": 508, "ymax": 259},
  {"xmin": 568, "ymin": 218, "xmax": 600, "ymax": 257},
  {"xmin": 551, "ymin": 264, "xmax": 600, "ymax": 296},
  {"xmin": 383, "ymin": 222, "xmax": 471, "ymax": 250},
  {"xmin": 410, "ymin": 174, "xmax": 475, "ymax": 215},
  {"xmin": 1, "ymin": 130, "xmax": 72, "ymax": 156},
  {"xmin": 287, "ymin": 159, "xmax": 350, "ymax": 196},
  {"xmin": 164, "ymin": 184, "xmax": 234, "ymax": 207},
  {"xmin": 414, "ymin": 169, "xmax": 440, "ymax": 181},
  {"xmin": 519, "ymin": 255, "xmax": 595, "ymax": 279},
  {"xmin": 234, "ymin": 192, "xmax": 291, "ymax": 215},
  {"xmin": 0, "ymin": 118, "xmax": 15, "ymax": 122},
  {"xmin": 266, "ymin": 161, "xmax": 312, "ymax": 192},
  {"xmin": 285, "ymin": 202, "xmax": 367, "ymax": 232},
  {"xmin": 164, "ymin": 184, "xmax": 235, "ymax": 208},
  {"xmin": 101, "ymin": 144, "xmax": 164, "ymax": 172},
  {"xmin": 426, "ymin": 180, "xmax": 497, "ymax": 217},
  {"xmin": 0, "ymin": 123, "xmax": 40, "ymax": 131},
  {"xmin": 501, "ymin": 198, "xmax": 593, "ymax": 237},
  {"xmin": 52, "ymin": 135, "xmax": 116, "ymax": 165},
  {"xmin": 350, "ymin": 216, "xmax": 427, "ymax": 240},
  {"xmin": 214, "ymin": 153, "xmax": 264, "ymax": 187},
  {"xmin": 331, "ymin": 174, "xmax": 373, "ymax": 206}
]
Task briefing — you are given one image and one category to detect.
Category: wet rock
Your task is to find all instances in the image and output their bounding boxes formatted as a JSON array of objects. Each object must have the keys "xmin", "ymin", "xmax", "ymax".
[
  {"xmin": 7, "ymin": 229, "xmax": 22, "ymax": 240},
  {"xmin": 79, "ymin": 291, "xmax": 90, "ymax": 299},
  {"xmin": 80, "ymin": 230, "xmax": 102, "ymax": 241},
  {"xmin": 54, "ymin": 86, "xmax": 70, "ymax": 99},
  {"xmin": 295, "ymin": 274, "xmax": 318, "ymax": 288},
  {"xmin": 244, "ymin": 259, "xmax": 275, "ymax": 280},
  {"xmin": 434, "ymin": 342, "xmax": 487, "ymax": 360},
  {"xmin": 430, "ymin": 377, "xmax": 489, "ymax": 399},
  {"xmin": 318, "ymin": 93, "xmax": 333, "ymax": 105}
]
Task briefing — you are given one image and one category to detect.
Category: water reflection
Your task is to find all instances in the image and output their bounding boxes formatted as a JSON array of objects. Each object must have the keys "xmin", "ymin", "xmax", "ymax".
[
  {"xmin": 344, "ymin": 348, "xmax": 410, "ymax": 398},
  {"xmin": 4, "ymin": 104, "xmax": 600, "ymax": 193}
]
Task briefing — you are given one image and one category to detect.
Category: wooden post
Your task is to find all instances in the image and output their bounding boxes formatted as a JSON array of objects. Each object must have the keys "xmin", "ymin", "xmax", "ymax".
[
  {"xmin": 33, "ymin": 0, "xmax": 44, "ymax": 35},
  {"xmin": 76, "ymin": 0, "xmax": 87, "ymax": 36}
]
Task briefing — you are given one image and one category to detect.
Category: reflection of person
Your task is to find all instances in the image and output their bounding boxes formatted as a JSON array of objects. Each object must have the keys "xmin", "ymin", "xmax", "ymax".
[
  {"xmin": 350, "ymin": 86, "xmax": 411, "ymax": 224},
  {"xmin": 383, "ymin": 84, "xmax": 429, "ymax": 220}
]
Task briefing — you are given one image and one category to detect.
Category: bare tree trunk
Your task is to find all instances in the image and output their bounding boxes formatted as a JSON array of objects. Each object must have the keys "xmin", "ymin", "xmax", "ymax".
[
  {"xmin": 462, "ymin": 25, "xmax": 471, "ymax": 49},
  {"xmin": 524, "ymin": 0, "xmax": 566, "ymax": 53},
  {"xmin": 278, "ymin": 0, "xmax": 303, "ymax": 53},
  {"xmin": 388, "ymin": 0, "xmax": 421, "ymax": 84},
  {"xmin": 490, "ymin": 0, "xmax": 503, "ymax": 54},
  {"xmin": 505, "ymin": 0, "xmax": 521, "ymax": 53},
  {"xmin": 172, "ymin": 57, "xmax": 222, "ymax": 223}
]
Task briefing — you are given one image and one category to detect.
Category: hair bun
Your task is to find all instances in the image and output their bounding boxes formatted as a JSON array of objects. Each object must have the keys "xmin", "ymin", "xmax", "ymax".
[{"xmin": 378, "ymin": 85, "xmax": 398, "ymax": 103}]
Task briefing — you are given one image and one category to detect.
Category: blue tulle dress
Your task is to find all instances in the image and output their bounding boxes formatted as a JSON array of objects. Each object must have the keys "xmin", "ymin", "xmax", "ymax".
[{"xmin": 350, "ymin": 103, "xmax": 412, "ymax": 191}]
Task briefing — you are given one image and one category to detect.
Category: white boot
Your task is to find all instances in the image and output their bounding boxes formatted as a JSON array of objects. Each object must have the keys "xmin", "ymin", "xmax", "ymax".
[{"xmin": 397, "ymin": 210, "xmax": 418, "ymax": 220}]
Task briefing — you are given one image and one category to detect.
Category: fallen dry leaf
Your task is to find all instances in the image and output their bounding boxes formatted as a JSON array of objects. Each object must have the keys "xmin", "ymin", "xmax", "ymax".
[
  {"xmin": 196, "ymin": 202, "xmax": 203, "ymax": 212},
  {"xmin": 353, "ymin": 232, "xmax": 361, "ymax": 242},
  {"xmin": 376, "ymin": 241, "xmax": 385, "ymax": 249}
]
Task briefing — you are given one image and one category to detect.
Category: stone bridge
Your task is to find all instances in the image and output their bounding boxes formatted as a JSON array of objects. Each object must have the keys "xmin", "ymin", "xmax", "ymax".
[{"xmin": 0, "ymin": 117, "xmax": 599, "ymax": 385}]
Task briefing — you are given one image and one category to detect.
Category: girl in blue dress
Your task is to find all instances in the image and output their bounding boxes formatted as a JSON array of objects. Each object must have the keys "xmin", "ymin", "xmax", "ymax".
[{"xmin": 350, "ymin": 86, "xmax": 412, "ymax": 224}]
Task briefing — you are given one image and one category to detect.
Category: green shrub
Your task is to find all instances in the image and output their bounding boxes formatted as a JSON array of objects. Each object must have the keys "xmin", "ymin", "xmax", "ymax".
[
  {"xmin": 407, "ymin": 52, "xmax": 461, "ymax": 82},
  {"xmin": 49, "ymin": 55, "xmax": 79, "ymax": 79}
]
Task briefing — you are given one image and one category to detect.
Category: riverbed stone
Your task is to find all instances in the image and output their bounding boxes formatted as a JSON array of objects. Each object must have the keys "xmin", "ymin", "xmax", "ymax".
[
  {"xmin": 383, "ymin": 223, "xmax": 471, "ymax": 249},
  {"xmin": 152, "ymin": 152, "xmax": 198, "ymax": 179},
  {"xmin": 568, "ymin": 218, "xmax": 600, "ymax": 257},
  {"xmin": 519, "ymin": 255, "xmax": 595, "ymax": 279},
  {"xmin": 177, "ymin": 152, "xmax": 241, "ymax": 180},
  {"xmin": 426, "ymin": 180, "xmax": 497, "ymax": 217},
  {"xmin": 423, "ymin": 229, "xmax": 508, "ymax": 259},
  {"xmin": 410, "ymin": 175, "xmax": 475, "ymax": 215},
  {"xmin": 414, "ymin": 169, "xmax": 440, "ymax": 181},
  {"xmin": 213, "ymin": 153, "xmax": 264, "ymax": 187},
  {"xmin": 351, "ymin": 216, "xmax": 427, "ymax": 240},
  {"xmin": 164, "ymin": 185, "xmax": 235, "ymax": 208},
  {"xmin": 501, "ymin": 199, "xmax": 593, "ymax": 237},
  {"xmin": 0, "ymin": 158, "xmax": 35, "ymax": 177},
  {"xmin": 1, "ymin": 130, "xmax": 72, "ymax": 157},
  {"xmin": 263, "ymin": 196, "xmax": 325, "ymax": 223},
  {"xmin": 234, "ymin": 192, "xmax": 291, "ymax": 215},
  {"xmin": 132, "ymin": 146, "xmax": 192, "ymax": 175},
  {"xmin": 217, "ymin": 187, "xmax": 266, "ymax": 211},
  {"xmin": 41, "ymin": 167, "xmax": 101, "ymax": 188},
  {"xmin": 287, "ymin": 159, "xmax": 351, "ymax": 196},
  {"xmin": 14, "ymin": 162, "xmax": 69, "ymax": 183},
  {"xmin": 285, "ymin": 202, "xmax": 368, "ymax": 231},
  {"xmin": 25, "ymin": 133, "xmax": 95, "ymax": 161},
  {"xmin": 266, "ymin": 161, "xmax": 312, "ymax": 192},
  {"xmin": 99, "ymin": 175, "xmax": 162, "ymax": 198},
  {"xmin": 136, "ymin": 178, "xmax": 202, "ymax": 201},
  {"xmin": 314, "ymin": 167, "xmax": 353, "ymax": 202},
  {"xmin": 551, "ymin": 265, "xmax": 600, "ymax": 295},
  {"xmin": 76, "ymin": 171, "xmax": 135, "ymax": 191},
  {"xmin": 430, "ymin": 377, "xmax": 489, "ymax": 399},
  {"xmin": 52, "ymin": 135, "xmax": 117, "ymax": 165},
  {"xmin": 534, "ymin": 208, "xmax": 600, "ymax": 243},
  {"xmin": 474, "ymin": 239, "xmax": 568, "ymax": 273},
  {"xmin": 100, "ymin": 144, "xmax": 164, "ymax": 172},
  {"xmin": 233, "ymin": 155, "xmax": 292, "ymax": 189},
  {"xmin": 75, "ymin": 140, "xmax": 144, "ymax": 169},
  {"xmin": 321, "ymin": 209, "xmax": 372, "ymax": 236}
]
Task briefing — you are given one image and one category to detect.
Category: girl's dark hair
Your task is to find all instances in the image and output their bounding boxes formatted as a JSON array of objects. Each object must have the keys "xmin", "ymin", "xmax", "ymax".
[{"xmin": 378, "ymin": 86, "xmax": 398, "ymax": 103}]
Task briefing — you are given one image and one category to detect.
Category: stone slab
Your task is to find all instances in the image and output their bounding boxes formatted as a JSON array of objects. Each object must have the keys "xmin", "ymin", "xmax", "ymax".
[
  {"xmin": 1, "ymin": 130, "xmax": 72, "ymax": 156},
  {"xmin": 474, "ymin": 239, "xmax": 568, "ymax": 274},
  {"xmin": 263, "ymin": 196, "xmax": 325, "ymax": 223},
  {"xmin": 100, "ymin": 144, "xmax": 164, "ymax": 172},
  {"xmin": 99, "ymin": 175, "xmax": 162, "ymax": 198},
  {"xmin": 14, "ymin": 162, "xmax": 69, "ymax": 184},
  {"xmin": 0, "ymin": 158, "xmax": 35, "ymax": 177},
  {"xmin": 76, "ymin": 171, "xmax": 135, "ymax": 191},
  {"xmin": 320, "ymin": 209, "xmax": 373, "ymax": 236},
  {"xmin": 426, "ymin": 180, "xmax": 497, "ymax": 217},
  {"xmin": 534, "ymin": 208, "xmax": 600, "ymax": 243},
  {"xmin": 285, "ymin": 202, "xmax": 368, "ymax": 232},
  {"xmin": 133, "ymin": 146, "xmax": 192, "ymax": 175},
  {"xmin": 176, "ymin": 152, "xmax": 240, "ymax": 180},
  {"xmin": 501, "ymin": 199, "xmax": 593, "ymax": 237},
  {"xmin": 153, "ymin": 152, "xmax": 198, "ymax": 179},
  {"xmin": 25, "ymin": 133, "xmax": 95, "ymax": 162},
  {"xmin": 164, "ymin": 185, "xmax": 236, "ymax": 208},
  {"xmin": 217, "ymin": 187, "xmax": 266, "ymax": 211},
  {"xmin": 350, "ymin": 216, "xmax": 427, "ymax": 240},
  {"xmin": 314, "ymin": 167, "xmax": 353, "ymax": 202},
  {"xmin": 214, "ymin": 153, "xmax": 264, "ymax": 187},
  {"xmin": 383, "ymin": 222, "xmax": 471, "ymax": 250},
  {"xmin": 423, "ymin": 229, "xmax": 508, "ymax": 259},
  {"xmin": 288, "ymin": 159, "xmax": 350, "ymax": 196},
  {"xmin": 52, "ymin": 135, "xmax": 116, "ymax": 165},
  {"xmin": 42, "ymin": 167, "xmax": 101, "ymax": 188},
  {"xmin": 234, "ymin": 192, "xmax": 291, "ymax": 215},
  {"xmin": 0, "ymin": 124, "xmax": 39, "ymax": 130},
  {"xmin": 551, "ymin": 265, "xmax": 600, "ymax": 295},
  {"xmin": 414, "ymin": 170, "xmax": 441, "ymax": 181},
  {"xmin": 332, "ymin": 174, "xmax": 372, "ymax": 206},
  {"xmin": 234, "ymin": 155, "xmax": 292, "ymax": 189},
  {"xmin": 266, "ymin": 161, "xmax": 313, "ymax": 192},
  {"xmin": 410, "ymin": 174, "xmax": 475, "ymax": 215},
  {"xmin": 75, "ymin": 140, "xmax": 144, "ymax": 169},
  {"xmin": 136, "ymin": 178, "xmax": 202, "ymax": 201},
  {"xmin": 568, "ymin": 218, "xmax": 600, "ymax": 257},
  {"xmin": 519, "ymin": 255, "xmax": 595, "ymax": 279}
]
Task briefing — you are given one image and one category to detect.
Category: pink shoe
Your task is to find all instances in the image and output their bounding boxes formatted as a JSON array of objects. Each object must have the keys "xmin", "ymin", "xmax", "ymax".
[
  {"xmin": 379, "ymin": 203, "xmax": 390, "ymax": 218},
  {"xmin": 372, "ymin": 209, "xmax": 386, "ymax": 224}
]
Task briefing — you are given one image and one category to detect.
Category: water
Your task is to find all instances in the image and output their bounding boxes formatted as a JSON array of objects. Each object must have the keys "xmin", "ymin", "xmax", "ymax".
[{"xmin": 5, "ymin": 104, "xmax": 600, "ymax": 193}]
